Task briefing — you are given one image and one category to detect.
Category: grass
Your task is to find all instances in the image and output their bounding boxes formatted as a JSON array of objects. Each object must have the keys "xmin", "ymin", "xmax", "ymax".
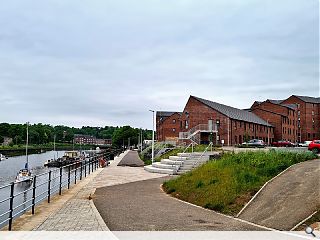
[{"xmin": 163, "ymin": 150, "xmax": 318, "ymax": 215}]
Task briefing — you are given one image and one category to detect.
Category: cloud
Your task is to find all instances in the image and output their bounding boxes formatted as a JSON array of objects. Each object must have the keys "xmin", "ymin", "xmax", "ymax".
[{"xmin": 0, "ymin": 0, "xmax": 318, "ymax": 128}]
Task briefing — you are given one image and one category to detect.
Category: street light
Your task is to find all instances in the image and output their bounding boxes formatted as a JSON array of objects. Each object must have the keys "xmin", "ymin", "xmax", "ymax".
[{"xmin": 149, "ymin": 110, "xmax": 155, "ymax": 164}]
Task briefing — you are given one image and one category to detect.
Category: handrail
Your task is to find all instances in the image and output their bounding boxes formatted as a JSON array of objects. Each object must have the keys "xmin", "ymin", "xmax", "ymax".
[
  {"xmin": 192, "ymin": 142, "xmax": 213, "ymax": 168},
  {"xmin": 0, "ymin": 151, "xmax": 110, "ymax": 231},
  {"xmin": 173, "ymin": 142, "xmax": 194, "ymax": 174}
]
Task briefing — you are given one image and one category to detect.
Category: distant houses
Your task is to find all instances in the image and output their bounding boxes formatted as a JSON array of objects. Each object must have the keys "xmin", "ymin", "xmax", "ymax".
[{"xmin": 74, "ymin": 134, "xmax": 112, "ymax": 146}]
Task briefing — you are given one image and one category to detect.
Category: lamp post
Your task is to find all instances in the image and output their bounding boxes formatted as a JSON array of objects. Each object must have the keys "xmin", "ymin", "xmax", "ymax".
[{"xmin": 149, "ymin": 110, "xmax": 155, "ymax": 163}]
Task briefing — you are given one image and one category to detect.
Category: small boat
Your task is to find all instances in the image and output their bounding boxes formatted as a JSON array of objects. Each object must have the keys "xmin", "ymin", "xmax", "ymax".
[
  {"xmin": 0, "ymin": 153, "xmax": 7, "ymax": 161},
  {"xmin": 44, "ymin": 151, "xmax": 83, "ymax": 168},
  {"xmin": 16, "ymin": 122, "xmax": 32, "ymax": 183}
]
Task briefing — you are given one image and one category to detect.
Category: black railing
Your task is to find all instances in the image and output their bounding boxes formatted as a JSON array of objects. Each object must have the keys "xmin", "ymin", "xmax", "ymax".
[{"xmin": 0, "ymin": 152, "xmax": 109, "ymax": 231}]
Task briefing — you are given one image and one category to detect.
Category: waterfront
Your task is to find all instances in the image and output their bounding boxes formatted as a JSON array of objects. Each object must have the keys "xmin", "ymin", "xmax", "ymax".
[{"xmin": 0, "ymin": 150, "xmax": 71, "ymax": 228}]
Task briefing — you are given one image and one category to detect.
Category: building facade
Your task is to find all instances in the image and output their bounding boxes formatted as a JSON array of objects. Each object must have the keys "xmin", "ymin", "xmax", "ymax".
[
  {"xmin": 74, "ymin": 134, "xmax": 112, "ymax": 145},
  {"xmin": 281, "ymin": 95, "xmax": 320, "ymax": 142},
  {"xmin": 156, "ymin": 111, "xmax": 181, "ymax": 142},
  {"xmin": 250, "ymin": 100, "xmax": 298, "ymax": 143},
  {"xmin": 179, "ymin": 96, "xmax": 274, "ymax": 145},
  {"xmin": 156, "ymin": 94, "xmax": 319, "ymax": 145},
  {"xmin": 156, "ymin": 96, "xmax": 274, "ymax": 145}
]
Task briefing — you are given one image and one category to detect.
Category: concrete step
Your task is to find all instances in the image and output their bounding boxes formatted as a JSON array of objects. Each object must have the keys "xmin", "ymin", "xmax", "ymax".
[
  {"xmin": 176, "ymin": 169, "xmax": 189, "ymax": 175},
  {"xmin": 169, "ymin": 156, "xmax": 187, "ymax": 161},
  {"xmin": 179, "ymin": 166, "xmax": 194, "ymax": 170},
  {"xmin": 152, "ymin": 162, "xmax": 177, "ymax": 170},
  {"xmin": 144, "ymin": 165, "xmax": 174, "ymax": 175},
  {"xmin": 161, "ymin": 159, "xmax": 184, "ymax": 165}
]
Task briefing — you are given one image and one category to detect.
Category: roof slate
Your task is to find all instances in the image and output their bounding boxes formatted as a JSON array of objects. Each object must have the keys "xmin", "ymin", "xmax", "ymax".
[
  {"xmin": 293, "ymin": 95, "xmax": 320, "ymax": 104},
  {"xmin": 156, "ymin": 111, "xmax": 180, "ymax": 118},
  {"xmin": 192, "ymin": 96, "xmax": 272, "ymax": 127}
]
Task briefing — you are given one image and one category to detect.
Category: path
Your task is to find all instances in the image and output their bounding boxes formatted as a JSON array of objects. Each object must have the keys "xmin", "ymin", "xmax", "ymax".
[
  {"xmin": 93, "ymin": 177, "xmax": 263, "ymax": 231},
  {"xmin": 8, "ymin": 150, "xmax": 164, "ymax": 231},
  {"xmin": 117, "ymin": 150, "xmax": 144, "ymax": 167},
  {"xmin": 238, "ymin": 159, "xmax": 320, "ymax": 230}
]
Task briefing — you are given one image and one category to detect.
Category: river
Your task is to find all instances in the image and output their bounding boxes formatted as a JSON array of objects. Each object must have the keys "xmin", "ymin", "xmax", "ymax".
[{"xmin": 0, "ymin": 150, "xmax": 81, "ymax": 229}]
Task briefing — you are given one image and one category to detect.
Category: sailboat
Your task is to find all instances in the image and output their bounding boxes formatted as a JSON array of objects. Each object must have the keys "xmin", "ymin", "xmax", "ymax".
[
  {"xmin": 15, "ymin": 122, "xmax": 33, "ymax": 183},
  {"xmin": 0, "ymin": 153, "xmax": 7, "ymax": 161}
]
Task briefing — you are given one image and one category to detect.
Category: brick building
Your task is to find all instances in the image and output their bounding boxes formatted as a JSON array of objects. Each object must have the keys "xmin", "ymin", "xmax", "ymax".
[
  {"xmin": 179, "ymin": 96, "xmax": 274, "ymax": 145},
  {"xmin": 156, "ymin": 94, "xmax": 319, "ymax": 145},
  {"xmin": 281, "ymin": 95, "xmax": 320, "ymax": 142},
  {"xmin": 156, "ymin": 96, "xmax": 274, "ymax": 145},
  {"xmin": 156, "ymin": 111, "xmax": 181, "ymax": 142},
  {"xmin": 74, "ymin": 134, "xmax": 112, "ymax": 145},
  {"xmin": 250, "ymin": 100, "xmax": 298, "ymax": 143}
]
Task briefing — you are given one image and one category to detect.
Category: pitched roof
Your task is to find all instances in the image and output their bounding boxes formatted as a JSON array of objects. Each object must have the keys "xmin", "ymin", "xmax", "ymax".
[
  {"xmin": 268, "ymin": 99, "xmax": 284, "ymax": 104},
  {"xmin": 192, "ymin": 96, "xmax": 272, "ymax": 127},
  {"xmin": 156, "ymin": 111, "xmax": 180, "ymax": 118},
  {"xmin": 266, "ymin": 99, "xmax": 297, "ymax": 110},
  {"xmin": 293, "ymin": 95, "xmax": 320, "ymax": 104}
]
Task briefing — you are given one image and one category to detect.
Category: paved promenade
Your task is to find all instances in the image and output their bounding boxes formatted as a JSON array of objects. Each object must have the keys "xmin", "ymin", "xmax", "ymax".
[{"xmin": 8, "ymin": 150, "xmax": 164, "ymax": 231}]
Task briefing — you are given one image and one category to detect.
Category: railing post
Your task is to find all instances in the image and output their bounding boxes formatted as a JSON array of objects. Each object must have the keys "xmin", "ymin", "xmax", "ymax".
[
  {"xmin": 59, "ymin": 167, "xmax": 62, "ymax": 195},
  {"xmin": 88, "ymin": 159, "xmax": 91, "ymax": 175},
  {"xmin": 80, "ymin": 162, "xmax": 83, "ymax": 180},
  {"xmin": 8, "ymin": 182, "xmax": 14, "ymax": 231},
  {"xmin": 48, "ymin": 171, "xmax": 52, "ymax": 203},
  {"xmin": 68, "ymin": 165, "xmax": 71, "ymax": 189},
  {"xmin": 74, "ymin": 165, "xmax": 77, "ymax": 184},
  {"xmin": 32, "ymin": 176, "xmax": 36, "ymax": 214},
  {"xmin": 84, "ymin": 160, "xmax": 87, "ymax": 178}
]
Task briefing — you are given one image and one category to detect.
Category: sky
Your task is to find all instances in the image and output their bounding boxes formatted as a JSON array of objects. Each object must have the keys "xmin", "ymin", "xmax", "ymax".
[{"xmin": 0, "ymin": 0, "xmax": 319, "ymax": 129}]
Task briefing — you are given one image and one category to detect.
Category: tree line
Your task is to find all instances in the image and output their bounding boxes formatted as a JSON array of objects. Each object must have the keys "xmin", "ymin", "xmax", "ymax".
[{"xmin": 0, "ymin": 123, "xmax": 152, "ymax": 147}]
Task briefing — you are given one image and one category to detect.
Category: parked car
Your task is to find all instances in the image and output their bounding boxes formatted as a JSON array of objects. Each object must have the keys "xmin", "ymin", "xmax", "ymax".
[
  {"xmin": 271, "ymin": 141, "xmax": 295, "ymax": 147},
  {"xmin": 308, "ymin": 140, "xmax": 320, "ymax": 154},
  {"xmin": 242, "ymin": 139, "xmax": 266, "ymax": 147},
  {"xmin": 298, "ymin": 141, "xmax": 312, "ymax": 147}
]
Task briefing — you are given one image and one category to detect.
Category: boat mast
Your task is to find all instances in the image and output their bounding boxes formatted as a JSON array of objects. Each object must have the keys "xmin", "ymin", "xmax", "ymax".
[
  {"xmin": 54, "ymin": 134, "xmax": 56, "ymax": 160},
  {"xmin": 26, "ymin": 122, "xmax": 29, "ymax": 169}
]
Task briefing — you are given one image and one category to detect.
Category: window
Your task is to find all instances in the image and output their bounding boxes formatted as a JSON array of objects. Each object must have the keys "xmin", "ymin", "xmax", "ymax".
[
  {"xmin": 185, "ymin": 120, "xmax": 189, "ymax": 129},
  {"xmin": 172, "ymin": 128, "xmax": 176, "ymax": 132},
  {"xmin": 308, "ymin": 133, "xmax": 311, "ymax": 139},
  {"xmin": 312, "ymin": 111, "xmax": 314, "ymax": 116},
  {"xmin": 298, "ymin": 111, "xmax": 300, "ymax": 116},
  {"xmin": 172, "ymin": 119, "xmax": 176, "ymax": 123}
]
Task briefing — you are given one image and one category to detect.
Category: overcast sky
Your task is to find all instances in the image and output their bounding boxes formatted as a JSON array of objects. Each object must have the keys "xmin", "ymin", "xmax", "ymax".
[{"xmin": 0, "ymin": 0, "xmax": 319, "ymax": 129}]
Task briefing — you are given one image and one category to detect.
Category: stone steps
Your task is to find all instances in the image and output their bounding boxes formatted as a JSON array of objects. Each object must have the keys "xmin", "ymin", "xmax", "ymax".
[
  {"xmin": 144, "ymin": 165, "xmax": 174, "ymax": 175},
  {"xmin": 152, "ymin": 162, "xmax": 177, "ymax": 170},
  {"xmin": 144, "ymin": 151, "xmax": 219, "ymax": 175}
]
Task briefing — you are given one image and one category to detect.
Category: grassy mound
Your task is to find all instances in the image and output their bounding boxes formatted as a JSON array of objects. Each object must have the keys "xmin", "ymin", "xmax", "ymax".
[{"xmin": 163, "ymin": 150, "xmax": 317, "ymax": 215}]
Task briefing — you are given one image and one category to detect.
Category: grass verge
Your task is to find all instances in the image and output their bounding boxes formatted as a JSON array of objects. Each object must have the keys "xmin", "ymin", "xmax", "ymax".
[{"xmin": 163, "ymin": 151, "xmax": 318, "ymax": 215}]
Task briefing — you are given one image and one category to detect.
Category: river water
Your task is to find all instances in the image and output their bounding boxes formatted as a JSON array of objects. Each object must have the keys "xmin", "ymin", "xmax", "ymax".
[{"xmin": 0, "ymin": 150, "xmax": 87, "ymax": 229}]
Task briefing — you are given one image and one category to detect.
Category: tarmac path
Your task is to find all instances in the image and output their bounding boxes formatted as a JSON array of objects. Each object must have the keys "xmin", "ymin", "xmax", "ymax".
[
  {"xmin": 93, "ymin": 177, "xmax": 263, "ymax": 231},
  {"xmin": 117, "ymin": 150, "xmax": 144, "ymax": 167},
  {"xmin": 238, "ymin": 159, "xmax": 320, "ymax": 230}
]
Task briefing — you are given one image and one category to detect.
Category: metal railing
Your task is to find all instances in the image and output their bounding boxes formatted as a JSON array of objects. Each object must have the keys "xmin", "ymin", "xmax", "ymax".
[
  {"xmin": 0, "ymin": 152, "xmax": 111, "ymax": 231},
  {"xmin": 179, "ymin": 124, "xmax": 218, "ymax": 143},
  {"xmin": 192, "ymin": 142, "xmax": 213, "ymax": 168}
]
